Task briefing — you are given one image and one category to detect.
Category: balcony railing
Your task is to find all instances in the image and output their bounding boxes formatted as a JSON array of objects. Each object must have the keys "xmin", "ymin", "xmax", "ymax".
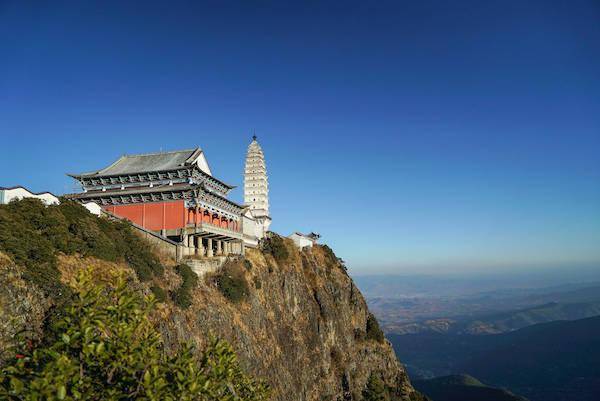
[{"xmin": 186, "ymin": 221, "xmax": 242, "ymax": 239}]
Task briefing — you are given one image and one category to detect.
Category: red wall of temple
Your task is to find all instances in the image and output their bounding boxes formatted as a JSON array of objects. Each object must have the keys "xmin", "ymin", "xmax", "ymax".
[
  {"xmin": 104, "ymin": 201, "xmax": 241, "ymax": 233},
  {"xmin": 104, "ymin": 200, "xmax": 186, "ymax": 231}
]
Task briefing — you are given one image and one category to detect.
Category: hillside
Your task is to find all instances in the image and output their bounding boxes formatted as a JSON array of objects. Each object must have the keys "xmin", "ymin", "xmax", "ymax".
[
  {"xmin": 390, "ymin": 317, "xmax": 600, "ymax": 401},
  {"xmin": 413, "ymin": 374, "xmax": 529, "ymax": 401},
  {"xmin": 0, "ymin": 199, "xmax": 424, "ymax": 401}
]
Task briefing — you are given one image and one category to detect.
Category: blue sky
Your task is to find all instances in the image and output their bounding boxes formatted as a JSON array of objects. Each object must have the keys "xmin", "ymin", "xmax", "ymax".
[{"xmin": 1, "ymin": 1, "xmax": 599, "ymax": 274}]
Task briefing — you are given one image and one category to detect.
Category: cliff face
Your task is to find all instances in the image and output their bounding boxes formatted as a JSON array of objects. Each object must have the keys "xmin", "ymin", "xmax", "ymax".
[
  {"xmin": 1, "ymin": 235, "xmax": 421, "ymax": 401},
  {"xmin": 158, "ymin": 242, "xmax": 421, "ymax": 401}
]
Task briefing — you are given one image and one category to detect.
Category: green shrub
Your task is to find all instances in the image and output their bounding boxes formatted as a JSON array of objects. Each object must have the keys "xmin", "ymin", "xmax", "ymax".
[
  {"xmin": 0, "ymin": 268, "xmax": 270, "ymax": 400},
  {"xmin": 150, "ymin": 285, "xmax": 167, "ymax": 303},
  {"xmin": 366, "ymin": 313, "xmax": 385, "ymax": 343},
  {"xmin": 363, "ymin": 372, "xmax": 388, "ymax": 401},
  {"xmin": 261, "ymin": 234, "xmax": 289, "ymax": 262},
  {"xmin": 216, "ymin": 262, "xmax": 249, "ymax": 303},
  {"xmin": 172, "ymin": 264, "xmax": 198, "ymax": 308},
  {"xmin": 243, "ymin": 259, "xmax": 253, "ymax": 271},
  {"xmin": 0, "ymin": 199, "xmax": 164, "ymax": 297}
]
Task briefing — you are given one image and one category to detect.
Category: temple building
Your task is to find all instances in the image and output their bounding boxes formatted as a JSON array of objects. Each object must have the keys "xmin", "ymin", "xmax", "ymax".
[{"xmin": 68, "ymin": 137, "xmax": 270, "ymax": 257}]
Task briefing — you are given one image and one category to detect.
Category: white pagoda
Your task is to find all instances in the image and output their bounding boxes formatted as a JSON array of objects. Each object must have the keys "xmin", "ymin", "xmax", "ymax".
[{"xmin": 244, "ymin": 135, "xmax": 271, "ymax": 239}]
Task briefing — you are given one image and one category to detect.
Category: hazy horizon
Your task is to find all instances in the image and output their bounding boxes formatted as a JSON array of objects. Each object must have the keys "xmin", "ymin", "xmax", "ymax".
[
  {"xmin": 353, "ymin": 264, "xmax": 600, "ymax": 300},
  {"xmin": 1, "ymin": 1, "xmax": 599, "ymax": 274}
]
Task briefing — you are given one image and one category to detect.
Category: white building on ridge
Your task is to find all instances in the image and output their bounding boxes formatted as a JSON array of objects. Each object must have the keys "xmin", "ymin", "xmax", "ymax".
[
  {"xmin": 0, "ymin": 186, "xmax": 59, "ymax": 206},
  {"xmin": 289, "ymin": 232, "xmax": 321, "ymax": 249}
]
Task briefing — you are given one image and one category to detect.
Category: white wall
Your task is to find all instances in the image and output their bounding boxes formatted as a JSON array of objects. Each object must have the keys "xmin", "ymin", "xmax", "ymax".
[
  {"xmin": 242, "ymin": 210, "xmax": 265, "ymax": 247},
  {"xmin": 0, "ymin": 187, "xmax": 59, "ymax": 206},
  {"xmin": 289, "ymin": 233, "xmax": 314, "ymax": 249}
]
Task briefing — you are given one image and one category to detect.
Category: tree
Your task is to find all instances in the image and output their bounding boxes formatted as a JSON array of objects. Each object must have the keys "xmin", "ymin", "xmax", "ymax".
[{"xmin": 0, "ymin": 268, "xmax": 269, "ymax": 401}]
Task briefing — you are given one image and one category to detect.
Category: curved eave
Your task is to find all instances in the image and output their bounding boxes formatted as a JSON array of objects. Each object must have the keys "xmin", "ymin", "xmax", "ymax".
[
  {"xmin": 195, "ymin": 168, "xmax": 236, "ymax": 190},
  {"xmin": 70, "ymin": 183, "xmax": 243, "ymax": 210},
  {"xmin": 67, "ymin": 167, "xmax": 236, "ymax": 190}
]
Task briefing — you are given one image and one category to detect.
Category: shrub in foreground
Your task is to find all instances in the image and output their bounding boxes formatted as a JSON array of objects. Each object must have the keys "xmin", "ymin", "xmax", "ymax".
[{"xmin": 0, "ymin": 268, "xmax": 269, "ymax": 400}]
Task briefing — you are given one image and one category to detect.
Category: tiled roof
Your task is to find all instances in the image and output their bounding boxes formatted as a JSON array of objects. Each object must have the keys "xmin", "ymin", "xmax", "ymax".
[{"xmin": 72, "ymin": 148, "xmax": 201, "ymax": 177}]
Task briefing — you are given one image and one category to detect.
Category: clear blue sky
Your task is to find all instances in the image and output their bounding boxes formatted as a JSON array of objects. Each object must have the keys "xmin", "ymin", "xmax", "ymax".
[{"xmin": 1, "ymin": 1, "xmax": 599, "ymax": 274}]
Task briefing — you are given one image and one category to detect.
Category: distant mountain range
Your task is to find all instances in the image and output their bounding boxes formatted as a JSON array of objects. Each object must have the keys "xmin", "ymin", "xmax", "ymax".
[
  {"xmin": 392, "ymin": 300, "xmax": 600, "ymax": 335},
  {"xmin": 413, "ymin": 374, "xmax": 529, "ymax": 401},
  {"xmin": 391, "ymin": 316, "xmax": 600, "ymax": 401},
  {"xmin": 366, "ymin": 282, "xmax": 600, "ymax": 335}
]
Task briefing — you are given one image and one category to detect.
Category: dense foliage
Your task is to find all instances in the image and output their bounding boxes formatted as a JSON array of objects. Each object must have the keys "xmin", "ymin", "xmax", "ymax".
[
  {"xmin": 366, "ymin": 313, "xmax": 385, "ymax": 343},
  {"xmin": 172, "ymin": 264, "xmax": 198, "ymax": 308},
  {"xmin": 0, "ymin": 199, "xmax": 163, "ymax": 297},
  {"xmin": 0, "ymin": 268, "xmax": 270, "ymax": 401},
  {"xmin": 215, "ymin": 261, "xmax": 250, "ymax": 303}
]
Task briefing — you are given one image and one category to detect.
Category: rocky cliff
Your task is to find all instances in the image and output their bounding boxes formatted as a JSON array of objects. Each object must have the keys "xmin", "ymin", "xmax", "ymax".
[{"xmin": 0, "ymin": 200, "xmax": 423, "ymax": 401}]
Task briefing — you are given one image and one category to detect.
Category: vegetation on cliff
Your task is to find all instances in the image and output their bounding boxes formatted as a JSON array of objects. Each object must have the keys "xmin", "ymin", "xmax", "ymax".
[
  {"xmin": 0, "ymin": 199, "xmax": 163, "ymax": 298},
  {"xmin": 212, "ymin": 260, "xmax": 250, "ymax": 303},
  {"xmin": 172, "ymin": 264, "xmax": 198, "ymax": 309},
  {"xmin": 259, "ymin": 234, "xmax": 288, "ymax": 262},
  {"xmin": 366, "ymin": 313, "xmax": 385, "ymax": 343},
  {"xmin": 0, "ymin": 268, "xmax": 269, "ymax": 400}
]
